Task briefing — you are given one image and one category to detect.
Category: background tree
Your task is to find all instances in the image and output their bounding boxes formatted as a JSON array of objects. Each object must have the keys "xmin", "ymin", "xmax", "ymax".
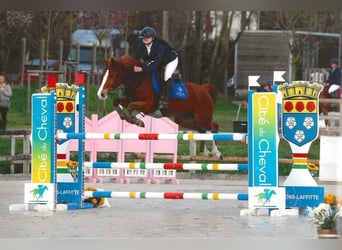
[
  {"xmin": 78, "ymin": 10, "xmax": 129, "ymax": 53},
  {"xmin": 0, "ymin": 11, "xmax": 31, "ymax": 74},
  {"xmin": 4, "ymin": 10, "xmax": 341, "ymax": 89},
  {"xmin": 259, "ymin": 11, "xmax": 342, "ymax": 81},
  {"xmin": 24, "ymin": 11, "xmax": 78, "ymax": 63}
]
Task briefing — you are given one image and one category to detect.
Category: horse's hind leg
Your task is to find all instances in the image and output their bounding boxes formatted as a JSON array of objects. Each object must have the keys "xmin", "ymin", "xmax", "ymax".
[
  {"xmin": 199, "ymin": 123, "xmax": 221, "ymax": 159},
  {"xmin": 209, "ymin": 123, "xmax": 222, "ymax": 159},
  {"xmin": 174, "ymin": 115, "xmax": 210, "ymax": 157},
  {"xmin": 199, "ymin": 133, "xmax": 221, "ymax": 159},
  {"xmin": 199, "ymin": 139, "xmax": 210, "ymax": 157}
]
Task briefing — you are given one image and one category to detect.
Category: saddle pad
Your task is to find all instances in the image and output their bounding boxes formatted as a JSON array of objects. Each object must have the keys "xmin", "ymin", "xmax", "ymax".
[
  {"xmin": 171, "ymin": 81, "xmax": 188, "ymax": 99},
  {"xmin": 151, "ymin": 71, "xmax": 162, "ymax": 95},
  {"xmin": 151, "ymin": 71, "xmax": 188, "ymax": 99}
]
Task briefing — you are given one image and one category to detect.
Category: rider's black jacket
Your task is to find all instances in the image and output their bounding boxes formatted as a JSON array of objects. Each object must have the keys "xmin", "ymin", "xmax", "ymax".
[
  {"xmin": 327, "ymin": 66, "xmax": 341, "ymax": 86},
  {"xmin": 134, "ymin": 38, "xmax": 177, "ymax": 73}
]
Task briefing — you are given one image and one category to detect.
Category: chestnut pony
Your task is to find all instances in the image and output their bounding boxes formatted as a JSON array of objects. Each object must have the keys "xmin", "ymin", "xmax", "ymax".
[
  {"xmin": 319, "ymin": 84, "xmax": 342, "ymax": 127},
  {"xmin": 97, "ymin": 55, "xmax": 221, "ymax": 157}
]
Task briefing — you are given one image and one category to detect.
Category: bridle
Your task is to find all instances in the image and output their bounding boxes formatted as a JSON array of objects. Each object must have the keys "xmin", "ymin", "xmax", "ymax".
[
  {"xmin": 106, "ymin": 66, "xmax": 120, "ymax": 93},
  {"xmin": 98, "ymin": 61, "xmax": 152, "ymax": 100}
]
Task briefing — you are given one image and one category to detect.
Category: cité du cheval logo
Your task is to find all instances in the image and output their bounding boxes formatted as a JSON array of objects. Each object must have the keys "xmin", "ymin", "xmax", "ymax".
[
  {"xmin": 30, "ymin": 184, "xmax": 49, "ymax": 201},
  {"xmin": 255, "ymin": 188, "xmax": 277, "ymax": 205}
]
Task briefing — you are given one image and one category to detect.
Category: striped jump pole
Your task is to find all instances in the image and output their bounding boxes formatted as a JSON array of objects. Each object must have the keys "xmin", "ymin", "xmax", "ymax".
[
  {"xmin": 84, "ymin": 162, "xmax": 248, "ymax": 171},
  {"xmin": 56, "ymin": 132, "xmax": 246, "ymax": 142},
  {"xmin": 84, "ymin": 191, "xmax": 248, "ymax": 201}
]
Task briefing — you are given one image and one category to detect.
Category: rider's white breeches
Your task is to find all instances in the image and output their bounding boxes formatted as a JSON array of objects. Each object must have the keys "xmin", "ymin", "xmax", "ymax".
[
  {"xmin": 328, "ymin": 84, "xmax": 340, "ymax": 94},
  {"xmin": 164, "ymin": 57, "xmax": 178, "ymax": 82}
]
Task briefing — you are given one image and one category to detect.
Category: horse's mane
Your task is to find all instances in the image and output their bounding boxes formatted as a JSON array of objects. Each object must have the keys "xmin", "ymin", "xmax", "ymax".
[{"xmin": 116, "ymin": 54, "xmax": 142, "ymax": 68}]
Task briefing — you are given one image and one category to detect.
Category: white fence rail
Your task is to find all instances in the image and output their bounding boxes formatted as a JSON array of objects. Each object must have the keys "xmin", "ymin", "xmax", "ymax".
[{"xmin": 0, "ymin": 130, "xmax": 31, "ymax": 174}]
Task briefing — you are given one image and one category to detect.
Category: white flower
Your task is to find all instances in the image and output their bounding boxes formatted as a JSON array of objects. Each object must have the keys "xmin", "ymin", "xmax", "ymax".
[{"xmin": 307, "ymin": 202, "xmax": 340, "ymax": 230}]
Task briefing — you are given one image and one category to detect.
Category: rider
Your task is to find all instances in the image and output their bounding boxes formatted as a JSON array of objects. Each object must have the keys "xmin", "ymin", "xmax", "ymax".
[
  {"xmin": 325, "ymin": 58, "xmax": 341, "ymax": 98},
  {"xmin": 133, "ymin": 26, "xmax": 178, "ymax": 117}
]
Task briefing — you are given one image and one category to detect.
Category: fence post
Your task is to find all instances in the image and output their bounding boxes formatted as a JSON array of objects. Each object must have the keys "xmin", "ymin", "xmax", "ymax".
[
  {"xmin": 10, "ymin": 136, "xmax": 16, "ymax": 174},
  {"xmin": 23, "ymin": 134, "xmax": 31, "ymax": 174},
  {"xmin": 340, "ymin": 100, "xmax": 342, "ymax": 135}
]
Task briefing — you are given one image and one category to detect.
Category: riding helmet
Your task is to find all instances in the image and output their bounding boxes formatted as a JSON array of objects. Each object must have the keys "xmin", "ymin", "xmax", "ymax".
[
  {"xmin": 139, "ymin": 26, "xmax": 156, "ymax": 39},
  {"xmin": 330, "ymin": 58, "xmax": 339, "ymax": 64}
]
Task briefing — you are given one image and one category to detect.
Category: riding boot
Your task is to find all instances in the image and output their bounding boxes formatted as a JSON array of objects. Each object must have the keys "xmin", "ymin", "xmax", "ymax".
[
  {"xmin": 159, "ymin": 78, "xmax": 173, "ymax": 109},
  {"xmin": 330, "ymin": 91, "xmax": 337, "ymax": 99},
  {"xmin": 151, "ymin": 79, "xmax": 173, "ymax": 118},
  {"xmin": 150, "ymin": 95, "xmax": 163, "ymax": 118}
]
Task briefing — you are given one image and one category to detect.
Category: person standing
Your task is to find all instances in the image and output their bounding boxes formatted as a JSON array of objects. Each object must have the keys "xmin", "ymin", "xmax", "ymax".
[
  {"xmin": 257, "ymin": 80, "xmax": 273, "ymax": 92},
  {"xmin": 0, "ymin": 74, "xmax": 13, "ymax": 130},
  {"xmin": 325, "ymin": 59, "xmax": 341, "ymax": 98},
  {"xmin": 133, "ymin": 26, "xmax": 178, "ymax": 117}
]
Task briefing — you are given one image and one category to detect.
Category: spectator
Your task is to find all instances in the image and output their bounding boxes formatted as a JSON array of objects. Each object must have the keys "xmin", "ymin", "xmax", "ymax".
[
  {"xmin": 258, "ymin": 80, "xmax": 273, "ymax": 92},
  {"xmin": 0, "ymin": 74, "xmax": 13, "ymax": 130}
]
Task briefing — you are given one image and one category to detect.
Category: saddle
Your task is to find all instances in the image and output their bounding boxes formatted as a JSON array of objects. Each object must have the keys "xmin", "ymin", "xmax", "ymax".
[
  {"xmin": 323, "ymin": 84, "xmax": 342, "ymax": 99},
  {"xmin": 322, "ymin": 84, "xmax": 342, "ymax": 111},
  {"xmin": 151, "ymin": 70, "xmax": 188, "ymax": 99},
  {"xmin": 331, "ymin": 88, "xmax": 342, "ymax": 98}
]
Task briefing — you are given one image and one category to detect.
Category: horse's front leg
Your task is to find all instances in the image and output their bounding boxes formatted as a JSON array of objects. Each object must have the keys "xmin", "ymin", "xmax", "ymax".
[
  {"xmin": 113, "ymin": 97, "xmax": 130, "ymax": 121},
  {"xmin": 127, "ymin": 101, "xmax": 153, "ymax": 116},
  {"xmin": 112, "ymin": 100, "xmax": 146, "ymax": 128},
  {"xmin": 124, "ymin": 101, "xmax": 153, "ymax": 127},
  {"xmin": 114, "ymin": 104, "xmax": 145, "ymax": 127},
  {"xmin": 113, "ymin": 97, "xmax": 128, "ymax": 108}
]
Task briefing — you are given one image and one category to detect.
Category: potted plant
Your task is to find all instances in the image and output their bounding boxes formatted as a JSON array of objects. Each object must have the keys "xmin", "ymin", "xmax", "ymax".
[
  {"xmin": 307, "ymin": 193, "xmax": 342, "ymax": 238},
  {"xmin": 66, "ymin": 160, "xmax": 78, "ymax": 181}
]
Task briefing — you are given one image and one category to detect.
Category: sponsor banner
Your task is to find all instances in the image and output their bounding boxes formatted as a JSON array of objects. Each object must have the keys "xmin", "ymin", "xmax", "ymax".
[
  {"xmin": 249, "ymin": 92, "xmax": 279, "ymax": 187},
  {"xmin": 248, "ymin": 187, "xmax": 285, "ymax": 209},
  {"xmin": 31, "ymin": 93, "xmax": 56, "ymax": 183},
  {"xmin": 285, "ymin": 186, "xmax": 324, "ymax": 207},
  {"xmin": 57, "ymin": 183, "xmax": 82, "ymax": 204}
]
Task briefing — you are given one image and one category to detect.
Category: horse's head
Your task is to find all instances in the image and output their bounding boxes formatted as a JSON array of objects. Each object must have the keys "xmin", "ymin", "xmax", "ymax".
[{"xmin": 97, "ymin": 58, "xmax": 125, "ymax": 100}]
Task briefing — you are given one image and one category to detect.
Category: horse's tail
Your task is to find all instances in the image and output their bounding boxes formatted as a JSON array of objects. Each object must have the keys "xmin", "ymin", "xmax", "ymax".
[{"xmin": 204, "ymin": 83, "xmax": 219, "ymax": 103}]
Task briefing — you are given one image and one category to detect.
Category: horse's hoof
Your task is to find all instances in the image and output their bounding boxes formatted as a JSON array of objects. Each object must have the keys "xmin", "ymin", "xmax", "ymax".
[
  {"xmin": 136, "ymin": 120, "xmax": 145, "ymax": 127},
  {"xmin": 129, "ymin": 116, "xmax": 145, "ymax": 127}
]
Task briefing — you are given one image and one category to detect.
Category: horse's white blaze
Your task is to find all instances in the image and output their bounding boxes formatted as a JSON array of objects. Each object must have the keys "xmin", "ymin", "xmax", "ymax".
[{"xmin": 97, "ymin": 69, "xmax": 109, "ymax": 100}]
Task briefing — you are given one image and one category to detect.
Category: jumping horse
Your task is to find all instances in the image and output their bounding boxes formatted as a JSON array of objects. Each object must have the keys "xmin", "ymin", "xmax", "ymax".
[
  {"xmin": 319, "ymin": 84, "xmax": 342, "ymax": 127},
  {"xmin": 97, "ymin": 55, "xmax": 221, "ymax": 157}
]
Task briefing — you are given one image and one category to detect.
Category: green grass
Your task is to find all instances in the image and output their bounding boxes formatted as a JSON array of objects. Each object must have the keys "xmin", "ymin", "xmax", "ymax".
[{"xmin": 0, "ymin": 84, "xmax": 320, "ymax": 175}]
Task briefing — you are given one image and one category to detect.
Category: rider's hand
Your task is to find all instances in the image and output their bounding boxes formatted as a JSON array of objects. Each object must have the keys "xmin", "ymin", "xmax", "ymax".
[{"xmin": 134, "ymin": 66, "xmax": 142, "ymax": 72}]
